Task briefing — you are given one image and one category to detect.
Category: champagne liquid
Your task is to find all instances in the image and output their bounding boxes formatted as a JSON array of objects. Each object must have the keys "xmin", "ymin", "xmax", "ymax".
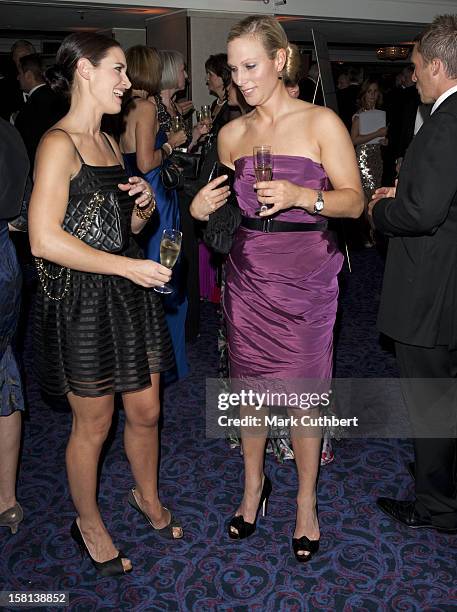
[
  {"xmin": 160, "ymin": 239, "xmax": 180, "ymax": 269},
  {"xmin": 255, "ymin": 167, "xmax": 272, "ymax": 182}
]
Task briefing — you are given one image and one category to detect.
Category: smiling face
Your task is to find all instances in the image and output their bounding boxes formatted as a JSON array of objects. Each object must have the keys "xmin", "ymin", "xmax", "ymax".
[
  {"xmin": 227, "ymin": 34, "xmax": 285, "ymax": 106},
  {"xmin": 82, "ymin": 46, "xmax": 131, "ymax": 114}
]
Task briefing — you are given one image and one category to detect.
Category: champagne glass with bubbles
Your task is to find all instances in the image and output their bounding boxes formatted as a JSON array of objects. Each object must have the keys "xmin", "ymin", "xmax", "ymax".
[
  {"xmin": 253, "ymin": 145, "xmax": 273, "ymax": 213},
  {"xmin": 201, "ymin": 105, "xmax": 212, "ymax": 129},
  {"xmin": 154, "ymin": 229, "xmax": 182, "ymax": 294}
]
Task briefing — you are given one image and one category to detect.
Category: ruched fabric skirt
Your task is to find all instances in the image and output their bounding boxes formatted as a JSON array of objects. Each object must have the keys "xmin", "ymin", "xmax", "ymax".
[{"xmin": 34, "ymin": 269, "xmax": 174, "ymax": 397}]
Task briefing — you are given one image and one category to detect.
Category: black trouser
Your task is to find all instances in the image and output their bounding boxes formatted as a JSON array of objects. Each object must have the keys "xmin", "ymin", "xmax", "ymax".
[{"xmin": 395, "ymin": 342, "xmax": 457, "ymax": 529}]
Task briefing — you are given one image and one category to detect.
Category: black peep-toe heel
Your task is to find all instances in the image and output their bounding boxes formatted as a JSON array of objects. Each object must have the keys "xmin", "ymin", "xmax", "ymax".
[{"xmin": 228, "ymin": 476, "xmax": 272, "ymax": 539}]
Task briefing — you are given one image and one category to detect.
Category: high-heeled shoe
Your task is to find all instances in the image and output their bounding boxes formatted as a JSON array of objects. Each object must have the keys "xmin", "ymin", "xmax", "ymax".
[
  {"xmin": 228, "ymin": 476, "xmax": 272, "ymax": 539},
  {"xmin": 70, "ymin": 519, "xmax": 131, "ymax": 577},
  {"xmin": 128, "ymin": 488, "xmax": 183, "ymax": 540},
  {"xmin": 0, "ymin": 502, "xmax": 23, "ymax": 534},
  {"xmin": 292, "ymin": 536, "xmax": 320, "ymax": 563}
]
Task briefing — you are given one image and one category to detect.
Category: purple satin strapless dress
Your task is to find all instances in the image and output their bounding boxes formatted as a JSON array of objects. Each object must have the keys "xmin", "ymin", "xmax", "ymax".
[{"xmin": 224, "ymin": 155, "xmax": 344, "ymax": 380}]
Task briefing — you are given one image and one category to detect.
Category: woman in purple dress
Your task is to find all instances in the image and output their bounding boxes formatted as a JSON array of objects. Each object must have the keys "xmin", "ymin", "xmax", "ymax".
[{"xmin": 192, "ymin": 16, "xmax": 363, "ymax": 562}]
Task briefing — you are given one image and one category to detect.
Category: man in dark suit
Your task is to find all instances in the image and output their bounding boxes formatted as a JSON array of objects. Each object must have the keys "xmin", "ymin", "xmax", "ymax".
[
  {"xmin": 336, "ymin": 66, "xmax": 361, "ymax": 131},
  {"xmin": 0, "ymin": 40, "xmax": 36, "ymax": 122},
  {"xmin": 298, "ymin": 63, "xmax": 323, "ymax": 105},
  {"xmin": 369, "ymin": 15, "xmax": 457, "ymax": 532},
  {"xmin": 14, "ymin": 54, "xmax": 67, "ymax": 170}
]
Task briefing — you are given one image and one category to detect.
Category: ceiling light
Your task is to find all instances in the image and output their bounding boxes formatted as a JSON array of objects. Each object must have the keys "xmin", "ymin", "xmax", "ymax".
[{"xmin": 376, "ymin": 46, "xmax": 411, "ymax": 61}]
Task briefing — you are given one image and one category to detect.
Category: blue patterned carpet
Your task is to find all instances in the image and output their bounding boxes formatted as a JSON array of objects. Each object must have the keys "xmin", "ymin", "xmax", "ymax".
[{"xmin": 1, "ymin": 248, "xmax": 456, "ymax": 611}]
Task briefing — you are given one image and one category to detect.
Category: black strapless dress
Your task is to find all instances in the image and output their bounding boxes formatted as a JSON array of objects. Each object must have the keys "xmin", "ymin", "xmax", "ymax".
[{"xmin": 34, "ymin": 163, "xmax": 174, "ymax": 397}]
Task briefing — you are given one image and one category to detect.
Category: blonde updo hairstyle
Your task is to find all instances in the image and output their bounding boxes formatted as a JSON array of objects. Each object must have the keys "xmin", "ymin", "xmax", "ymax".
[
  {"xmin": 227, "ymin": 15, "xmax": 291, "ymax": 78},
  {"xmin": 282, "ymin": 43, "xmax": 303, "ymax": 87}
]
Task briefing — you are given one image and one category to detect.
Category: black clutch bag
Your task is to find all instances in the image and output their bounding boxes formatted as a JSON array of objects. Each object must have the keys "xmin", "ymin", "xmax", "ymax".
[
  {"xmin": 203, "ymin": 162, "xmax": 241, "ymax": 255},
  {"xmin": 171, "ymin": 151, "xmax": 201, "ymax": 180},
  {"xmin": 161, "ymin": 160, "xmax": 184, "ymax": 190}
]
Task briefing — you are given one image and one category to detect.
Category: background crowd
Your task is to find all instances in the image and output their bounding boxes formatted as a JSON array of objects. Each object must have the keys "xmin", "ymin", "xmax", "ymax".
[{"xmin": 1, "ymin": 12, "xmax": 456, "ymax": 586}]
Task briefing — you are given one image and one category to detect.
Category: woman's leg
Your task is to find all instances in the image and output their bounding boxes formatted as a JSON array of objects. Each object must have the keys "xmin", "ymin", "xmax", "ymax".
[
  {"xmin": 229, "ymin": 405, "xmax": 268, "ymax": 535},
  {"xmin": 290, "ymin": 421, "xmax": 321, "ymax": 554},
  {"xmin": 0, "ymin": 410, "xmax": 21, "ymax": 513},
  {"xmin": 66, "ymin": 392, "xmax": 131, "ymax": 570},
  {"xmin": 122, "ymin": 374, "xmax": 182, "ymax": 538}
]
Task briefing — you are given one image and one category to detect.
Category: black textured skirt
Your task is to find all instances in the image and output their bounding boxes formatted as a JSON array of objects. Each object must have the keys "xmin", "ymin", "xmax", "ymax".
[{"xmin": 34, "ymin": 268, "xmax": 174, "ymax": 397}]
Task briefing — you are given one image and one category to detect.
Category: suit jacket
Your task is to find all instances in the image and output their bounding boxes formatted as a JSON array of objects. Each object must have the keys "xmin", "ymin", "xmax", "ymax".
[
  {"xmin": 373, "ymin": 91, "xmax": 457, "ymax": 348},
  {"xmin": 337, "ymin": 84, "xmax": 359, "ymax": 131},
  {"xmin": 14, "ymin": 84, "xmax": 67, "ymax": 169},
  {"xmin": 389, "ymin": 85, "xmax": 422, "ymax": 159},
  {"xmin": 298, "ymin": 77, "xmax": 324, "ymax": 106},
  {"xmin": 0, "ymin": 118, "xmax": 29, "ymax": 220}
]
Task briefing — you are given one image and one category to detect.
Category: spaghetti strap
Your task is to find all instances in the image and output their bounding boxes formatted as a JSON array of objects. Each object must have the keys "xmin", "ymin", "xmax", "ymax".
[
  {"xmin": 101, "ymin": 132, "xmax": 122, "ymax": 165},
  {"xmin": 48, "ymin": 127, "xmax": 85, "ymax": 164}
]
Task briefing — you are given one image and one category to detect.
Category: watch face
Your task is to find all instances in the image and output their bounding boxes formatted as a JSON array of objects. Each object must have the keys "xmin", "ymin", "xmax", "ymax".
[{"xmin": 315, "ymin": 199, "xmax": 324, "ymax": 212}]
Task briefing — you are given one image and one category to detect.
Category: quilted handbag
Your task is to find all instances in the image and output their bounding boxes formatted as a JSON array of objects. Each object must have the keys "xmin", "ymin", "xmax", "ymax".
[
  {"xmin": 36, "ymin": 189, "xmax": 125, "ymax": 301},
  {"xmin": 62, "ymin": 190, "xmax": 124, "ymax": 253}
]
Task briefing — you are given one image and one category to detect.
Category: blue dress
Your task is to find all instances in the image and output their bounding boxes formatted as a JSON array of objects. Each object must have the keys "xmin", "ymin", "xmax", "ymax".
[
  {"xmin": 124, "ymin": 129, "xmax": 189, "ymax": 381},
  {"xmin": 0, "ymin": 221, "xmax": 24, "ymax": 415}
]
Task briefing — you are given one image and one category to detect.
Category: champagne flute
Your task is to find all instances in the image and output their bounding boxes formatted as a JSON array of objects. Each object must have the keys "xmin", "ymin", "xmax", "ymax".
[
  {"xmin": 201, "ymin": 104, "xmax": 212, "ymax": 129},
  {"xmin": 253, "ymin": 145, "xmax": 273, "ymax": 213},
  {"xmin": 170, "ymin": 115, "xmax": 183, "ymax": 133},
  {"xmin": 154, "ymin": 229, "xmax": 182, "ymax": 294}
]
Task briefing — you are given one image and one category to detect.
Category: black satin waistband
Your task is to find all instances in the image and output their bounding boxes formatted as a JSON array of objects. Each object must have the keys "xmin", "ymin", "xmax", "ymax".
[{"xmin": 240, "ymin": 216, "xmax": 328, "ymax": 233}]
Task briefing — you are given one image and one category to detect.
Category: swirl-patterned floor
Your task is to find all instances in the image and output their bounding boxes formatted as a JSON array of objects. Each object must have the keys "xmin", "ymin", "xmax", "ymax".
[{"xmin": 1, "ymin": 248, "xmax": 456, "ymax": 611}]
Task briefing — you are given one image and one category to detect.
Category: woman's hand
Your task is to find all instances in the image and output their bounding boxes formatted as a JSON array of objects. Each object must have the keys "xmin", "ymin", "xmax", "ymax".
[
  {"xmin": 188, "ymin": 122, "xmax": 210, "ymax": 152},
  {"xmin": 193, "ymin": 122, "xmax": 210, "ymax": 141},
  {"xmin": 123, "ymin": 258, "xmax": 172, "ymax": 288},
  {"xmin": 190, "ymin": 175, "xmax": 231, "ymax": 221},
  {"xmin": 376, "ymin": 126, "xmax": 388, "ymax": 138},
  {"xmin": 118, "ymin": 176, "xmax": 154, "ymax": 208},
  {"xmin": 255, "ymin": 179, "xmax": 304, "ymax": 216},
  {"xmin": 167, "ymin": 129, "xmax": 187, "ymax": 149}
]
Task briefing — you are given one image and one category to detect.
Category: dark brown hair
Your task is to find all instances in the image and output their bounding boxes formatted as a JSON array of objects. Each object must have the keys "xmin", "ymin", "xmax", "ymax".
[
  {"xmin": 45, "ymin": 32, "xmax": 121, "ymax": 97},
  {"xmin": 205, "ymin": 53, "xmax": 231, "ymax": 93},
  {"xmin": 19, "ymin": 53, "xmax": 44, "ymax": 81}
]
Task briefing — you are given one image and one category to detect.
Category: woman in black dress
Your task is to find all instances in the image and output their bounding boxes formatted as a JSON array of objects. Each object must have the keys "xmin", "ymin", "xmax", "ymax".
[{"xmin": 29, "ymin": 32, "xmax": 182, "ymax": 577}]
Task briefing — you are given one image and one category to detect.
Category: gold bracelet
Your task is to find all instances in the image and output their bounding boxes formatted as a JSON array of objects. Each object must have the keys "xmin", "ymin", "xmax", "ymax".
[
  {"xmin": 162, "ymin": 142, "xmax": 173, "ymax": 157},
  {"xmin": 135, "ymin": 197, "xmax": 156, "ymax": 220}
]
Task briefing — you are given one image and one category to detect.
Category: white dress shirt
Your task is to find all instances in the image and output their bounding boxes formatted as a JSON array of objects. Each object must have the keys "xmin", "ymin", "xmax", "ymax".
[{"xmin": 431, "ymin": 84, "xmax": 457, "ymax": 114}]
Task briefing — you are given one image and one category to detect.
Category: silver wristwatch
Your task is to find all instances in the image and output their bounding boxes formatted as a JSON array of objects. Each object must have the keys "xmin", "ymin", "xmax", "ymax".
[{"xmin": 311, "ymin": 190, "xmax": 324, "ymax": 215}]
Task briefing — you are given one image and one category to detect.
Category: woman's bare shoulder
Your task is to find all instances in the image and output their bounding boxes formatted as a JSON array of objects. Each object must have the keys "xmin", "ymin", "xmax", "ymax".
[
  {"xmin": 218, "ymin": 112, "xmax": 253, "ymax": 151},
  {"xmin": 132, "ymin": 97, "xmax": 156, "ymax": 115},
  {"xmin": 38, "ymin": 125, "xmax": 76, "ymax": 159}
]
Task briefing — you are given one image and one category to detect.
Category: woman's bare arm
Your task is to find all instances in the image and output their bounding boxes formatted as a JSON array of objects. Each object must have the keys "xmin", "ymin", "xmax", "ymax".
[
  {"xmin": 257, "ymin": 108, "xmax": 364, "ymax": 219},
  {"xmin": 29, "ymin": 130, "xmax": 171, "ymax": 287},
  {"xmin": 351, "ymin": 114, "xmax": 387, "ymax": 145}
]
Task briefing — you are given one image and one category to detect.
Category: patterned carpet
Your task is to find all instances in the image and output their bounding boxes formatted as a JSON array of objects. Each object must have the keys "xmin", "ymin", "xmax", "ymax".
[{"xmin": 1, "ymin": 247, "xmax": 456, "ymax": 611}]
